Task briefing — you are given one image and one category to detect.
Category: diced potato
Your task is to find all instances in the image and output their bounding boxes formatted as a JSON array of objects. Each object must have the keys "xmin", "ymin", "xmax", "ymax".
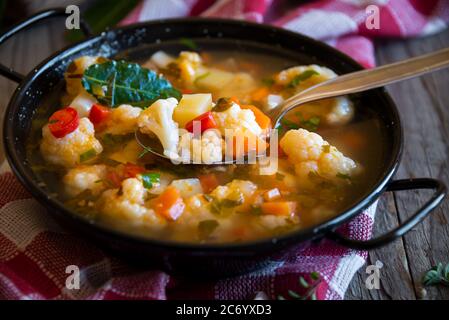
[
  {"xmin": 170, "ymin": 179, "xmax": 203, "ymax": 198},
  {"xmin": 109, "ymin": 140, "xmax": 142, "ymax": 164},
  {"xmin": 173, "ymin": 94, "xmax": 213, "ymax": 128},
  {"xmin": 194, "ymin": 68, "xmax": 234, "ymax": 91}
]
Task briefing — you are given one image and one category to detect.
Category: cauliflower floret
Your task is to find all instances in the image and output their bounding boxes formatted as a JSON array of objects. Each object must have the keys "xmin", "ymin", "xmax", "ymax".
[
  {"xmin": 177, "ymin": 51, "xmax": 203, "ymax": 84},
  {"xmin": 40, "ymin": 117, "xmax": 103, "ymax": 168},
  {"xmin": 177, "ymin": 129, "xmax": 223, "ymax": 164},
  {"xmin": 103, "ymin": 104, "xmax": 142, "ymax": 135},
  {"xmin": 138, "ymin": 98, "xmax": 180, "ymax": 159},
  {"xmin": 200, "ymin": 129, "xmax": 223, "ymax": 164},
  {"xmin": 275, "ymin": 65, "xmax": 354, "ymax": 125},
  {"xmin": 99, "ymin": 178, "xmax": 166, "ymax": 227},
  {"xmin": 63, "ymin": 165, "xmax": 107, "ymax": 197},
  {"xmin": 275, "ymin": 65, "xmax": 336, "ymax": 86},
  {"xmin": 280, "ymin": 129, "xmax": 357, "ymax": 187},
  {"xmin": 210, "ymin": 180, "xmax": 257, "ymax": 202},
  {"xmin": 258, "ymin": 215, "xmax": 299, "ymax": 230},
  {"xmin": 213, "ymin": 103, "xmax": 262, "ymax": 137}
]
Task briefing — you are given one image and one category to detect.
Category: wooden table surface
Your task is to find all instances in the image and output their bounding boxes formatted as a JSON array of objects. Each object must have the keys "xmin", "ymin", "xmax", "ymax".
[{"xmin": 0, "ymin": 1, "xmax": 448, "ymax": 300}]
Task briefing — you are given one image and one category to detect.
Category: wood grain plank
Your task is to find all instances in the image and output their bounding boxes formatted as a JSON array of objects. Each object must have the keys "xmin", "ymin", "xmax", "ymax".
[
  {"xmin": 345, "ymin": 193, "xmax": 415, "ymax": 300},
  {"xmin": 374, "ymin": 30, "xmax": 449, "ymax": 300}
]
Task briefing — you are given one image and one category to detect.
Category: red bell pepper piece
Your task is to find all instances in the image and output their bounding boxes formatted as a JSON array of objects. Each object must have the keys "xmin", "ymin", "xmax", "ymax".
[
  {"xmin": 185, "ymin": 111, "xmax": 217, "ymax": 134},
  {"xmin": 89, "ymin": 104, "xmax": 111, "ymax": 125},
  {"xmin": 48, "ymin": 107, "xmax": 79, "ymax": 138},
  {"xmin": 123, "ymin": 163, "xmax": 146, "ymax": 179}
]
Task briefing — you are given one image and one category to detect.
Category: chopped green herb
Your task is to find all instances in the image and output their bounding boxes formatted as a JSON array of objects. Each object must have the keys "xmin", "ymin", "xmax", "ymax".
[
  {"xmin": 295, "ymin": 112, "xmax": 321, "ymax": 132},
  {"xmin": 94, "ymin": 180, "xmax": 103, "ymax": 184},
  {"xmin": 249, "ymin": 205, "xmax": 263, "ymax": 216},
  {"xmin": 302, "ymin": 116, "xmax": 320, "ymax": 132},
  {"xmin": 101, "ymin": 133, "xmax": 133, "ymax": 148},
  {"xmin": 221, "ymin": 191, "xmax": 244, "ymax": 207},
  {"xmin": 209, "ymin": 200, "xmax": 222, "ymax": 215},
  {"xmin": 138, "ymin": 146, "xmax": 153, "ymax": 159},
  {"xmin": 261, "ymin": 78, "xmax": 275, "ymax": 87},
  {"xmin": 336, "ymin": 172, "xmax": 351, "ymax": 181},
  {"xmin": 48, "ymin": 119, "xmax": 58, "ymax": 124},
  {"xmin": 322, "ymin": 144, "xmax": 330, "ymax": 153},
  {"xmin": 80, "ymin": 149, "xmax": 97, "ymax": 163},
  {"xmin": 213, "ymin": 97, "xmax": 234, "ymax": 112},
  {"xmin": 141, "ymin": 172, "xmax": 161, "ymax": 189},
  {"xmin": 203, "ymin": 194, "xmax": 214, "ymax": 203},
  {"xmin": 179, "ymin": 38, "xmax": 198, "ymax": 50},
  {"xmin": 288, "ymin": 70, "xmax": 319, "ymax": 88},
  {"xmin": 198, "ymin": 220, "xmax": 219, "ymax": 240},
  {"xmin": 193, "ymin": 72, "xmax": 211, "ymax": 87}
]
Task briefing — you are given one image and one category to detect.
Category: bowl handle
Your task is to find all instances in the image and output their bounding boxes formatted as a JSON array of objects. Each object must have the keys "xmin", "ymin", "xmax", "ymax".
[
  {"xmin": 326, "ymin": 178, "xmax": 447, "ymax": 250},
  {"xmin": 0, "ymin": 8, "xmax": 93, "ymax": 83}
]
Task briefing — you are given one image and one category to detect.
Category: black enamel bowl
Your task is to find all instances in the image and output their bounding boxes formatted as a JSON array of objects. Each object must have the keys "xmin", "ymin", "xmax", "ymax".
[{"xmin": 1, "ymin": 9, "xmax": 446, "ymax": 277}]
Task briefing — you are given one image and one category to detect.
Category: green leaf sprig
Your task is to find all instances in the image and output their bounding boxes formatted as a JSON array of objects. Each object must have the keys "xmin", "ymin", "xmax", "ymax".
[
  {"xmin": 277, "ymin": 272, "xmax": 321, "ymax": 300},
  {"xmin": 288, "ymin": 70, "xmax": 319, "ymax": 88},
  {"xmin": 82, "ymin": 60, "xmax": 181, "ymax": 108},
  {"xmin": 422, "ymin": 262, "xmax": 449, "ymax": 287}
]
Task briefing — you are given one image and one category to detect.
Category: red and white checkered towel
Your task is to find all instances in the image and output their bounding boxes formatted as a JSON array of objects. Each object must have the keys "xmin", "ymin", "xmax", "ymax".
[
  {"xmin": 0, "ymin": 171, "xmax": 376, "ymax": 300},
  {"xmin": 120, "ymin": 0, "xmax": 449, "ymax": 68},
  {"xmin": 1, "ymin": 0, "xmax": 447, "ymax": 300}
]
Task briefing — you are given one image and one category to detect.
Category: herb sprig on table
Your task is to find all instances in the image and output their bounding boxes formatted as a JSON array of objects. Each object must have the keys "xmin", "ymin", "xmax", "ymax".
[
  {"xmin": 422, "ymin": 262, "xmax": 449, "ymax": 287},
  {"xmin": 277, "ymin": 272, "xmax": 321, "ymax": 300}
]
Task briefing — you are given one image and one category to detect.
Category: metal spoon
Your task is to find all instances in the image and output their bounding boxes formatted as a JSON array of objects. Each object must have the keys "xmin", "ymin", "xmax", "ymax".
[
  {"xmin": 270, "ymin": 47, "xmax": 449, "ymax": 128},
  {"xmin": 137, "ymin": 47, "xmax": 449, "ymax": 164}
]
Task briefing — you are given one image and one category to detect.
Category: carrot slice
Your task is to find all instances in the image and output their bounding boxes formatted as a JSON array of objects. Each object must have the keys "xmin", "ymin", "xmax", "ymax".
[
  {"xmin": 261, "ymin": 201, "xmax": 297, "ymax": 216},
  {"xmin": 229, "ymin": 96, "xmax": 241, "ymax": 105},
  {"xmin": 241, "ymin": 104, "xmax": 272, "ymax": 129},
  {"xmin": 154, "ymin": 186, "xmax": 185, "ymax": 221},
  {"xmin": 230, "ymin": 131, "xmax": 269, "ymax": 160},
  {"xmin": 250, "ymin": 87, "xmax": 269, "ymax": 102}
]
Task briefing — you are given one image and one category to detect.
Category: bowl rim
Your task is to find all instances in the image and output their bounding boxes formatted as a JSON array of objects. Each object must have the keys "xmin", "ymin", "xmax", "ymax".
[{"xmin": 3, "ymin": 17, "xmax": 403, "ymax": 253}]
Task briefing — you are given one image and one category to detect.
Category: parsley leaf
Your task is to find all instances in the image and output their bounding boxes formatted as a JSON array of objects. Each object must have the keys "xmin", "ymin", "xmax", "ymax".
[
  {"xmin": 288, "ymin": 70, "xmax": 319, "ymax": 88},
  {"xmin": 141, "ymin": 172, "xmax": 161, "ymax": 189},
  {"xmin": 79, "ymin": 149, "xmax": 97, "ymax": 163}
]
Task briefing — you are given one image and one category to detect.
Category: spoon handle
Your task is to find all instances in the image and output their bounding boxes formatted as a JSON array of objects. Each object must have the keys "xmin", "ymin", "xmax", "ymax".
[{"xmin": 272, "ymin": 47, "xmax": 449, "ymax": 125}]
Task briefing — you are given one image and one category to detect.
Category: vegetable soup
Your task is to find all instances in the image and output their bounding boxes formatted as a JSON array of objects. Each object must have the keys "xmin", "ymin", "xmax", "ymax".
[{"xmin": 28, "ymin": 48, "xmax": 386, "ymax": 244}]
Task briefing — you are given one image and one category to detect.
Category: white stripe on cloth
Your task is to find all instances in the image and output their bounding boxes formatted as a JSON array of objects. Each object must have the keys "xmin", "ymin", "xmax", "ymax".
[
  {"xmin": 327, "ymin": 252, "xmax": 366, "ymax": 299},
  {"xmin": 138, "ymin": 0, "xmax": 197, "ymax": 21},
  {"xmin": 282, "ymin": 10, "xmax": 358, "ymax": 39},
  {"xmin": 0, "ymin": 199, "xmax": 63, "ymax": 250}
]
